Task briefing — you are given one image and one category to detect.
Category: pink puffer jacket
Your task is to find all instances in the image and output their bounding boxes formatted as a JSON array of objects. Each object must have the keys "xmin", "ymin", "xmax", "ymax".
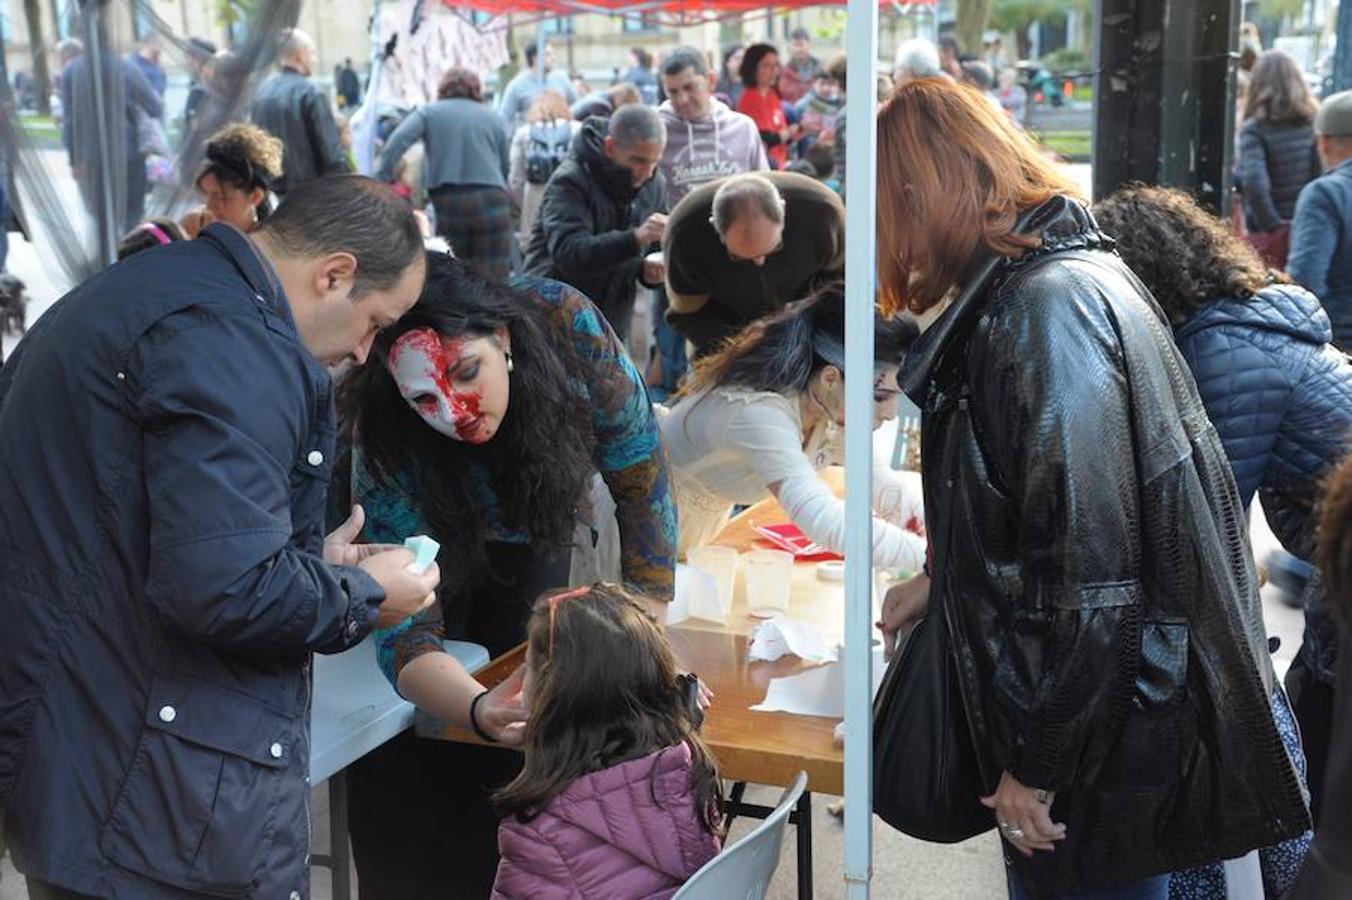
[{"xmin": 491, "ymin": 742, "xmax": 722, "ymax": 899}]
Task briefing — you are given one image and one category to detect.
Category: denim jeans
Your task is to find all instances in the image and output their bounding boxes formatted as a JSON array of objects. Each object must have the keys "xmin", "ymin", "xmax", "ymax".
[{"xmin": 1007, "ymin": 873, "xmax": 1170, "ymax": 900}]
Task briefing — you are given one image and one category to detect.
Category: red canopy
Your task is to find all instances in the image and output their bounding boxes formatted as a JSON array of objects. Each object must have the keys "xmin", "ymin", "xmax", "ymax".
[{"xmin": 446, "ymin": 0, "xmax": 934, "ymax": 19}]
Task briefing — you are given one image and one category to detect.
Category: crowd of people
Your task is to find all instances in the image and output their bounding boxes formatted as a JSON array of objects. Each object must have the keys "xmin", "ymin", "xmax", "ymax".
[{"xmin": 0, "ymin": 19, "xmax": 1350, "ymax": 900}]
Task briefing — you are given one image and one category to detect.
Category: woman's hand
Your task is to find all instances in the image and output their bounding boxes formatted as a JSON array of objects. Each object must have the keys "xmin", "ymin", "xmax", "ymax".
[
  {"xmin": 475, "ymin": 665, "xmax": 529, "ymax": 746},
  {"xmin": 179, "ymin": 205, "xmax": 213, "ymax": 238},
  {"xmin": 878, "ymin": 572, "xmax": 930, "ymax": 658},
  {"xmin": 981, "ymin": 771, "xmax": 1066, "ymax": 857}
]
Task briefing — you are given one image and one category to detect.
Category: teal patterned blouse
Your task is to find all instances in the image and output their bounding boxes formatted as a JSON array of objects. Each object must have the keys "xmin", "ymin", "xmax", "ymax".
[{"xmin": 356, "ymin": 276, "xmax": 677, "ymax": 688}]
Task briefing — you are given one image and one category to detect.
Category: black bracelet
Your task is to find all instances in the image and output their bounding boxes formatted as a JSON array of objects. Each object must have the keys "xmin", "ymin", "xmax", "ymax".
[{"xmin": 469, "ymin": 690, "xmax": 498, "ymax": 744}]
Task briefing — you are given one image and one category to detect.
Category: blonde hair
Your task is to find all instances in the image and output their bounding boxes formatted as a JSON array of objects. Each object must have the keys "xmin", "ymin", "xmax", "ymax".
[{"xmin": 527, "ymin": 89, "xmax": 571, "ymax": 124}]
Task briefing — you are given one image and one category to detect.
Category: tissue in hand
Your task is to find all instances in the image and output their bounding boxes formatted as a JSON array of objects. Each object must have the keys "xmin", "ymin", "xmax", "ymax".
[{"xmin": 403, "ymin": 535, "xmax": 440, "ymax": 575}]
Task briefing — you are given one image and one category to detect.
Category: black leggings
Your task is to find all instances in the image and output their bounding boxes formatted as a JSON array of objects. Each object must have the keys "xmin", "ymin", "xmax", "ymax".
[{"xmin": 347, "ymin": 543, "xmax": 570, "ymax": 899}]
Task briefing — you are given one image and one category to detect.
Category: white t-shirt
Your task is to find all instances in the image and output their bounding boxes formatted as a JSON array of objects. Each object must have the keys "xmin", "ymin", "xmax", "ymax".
[{"xmin": 660, "ymin": 388, "xmax": 926, "ymax": 569}]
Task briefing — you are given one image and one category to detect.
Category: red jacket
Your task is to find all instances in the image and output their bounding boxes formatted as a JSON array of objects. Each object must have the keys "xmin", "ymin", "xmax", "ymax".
[
  {"xmin": 492, "ymin": 743, "xmax": 722, "ymax": 899},
  {"xmin": 738, "ymin": 88, "xmax": 788, "ymax": 169}
]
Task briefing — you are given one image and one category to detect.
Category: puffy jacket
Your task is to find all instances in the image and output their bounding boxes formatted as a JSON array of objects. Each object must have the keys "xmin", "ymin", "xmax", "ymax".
[
  {"xmin": 1288, "ymin": 158, "xmax": 1352, "ymax": 349},
  {"xmin": 1239, "ymin": 117, "xmax": 1319, "ymax": 233},
  {"xmin": 250, "ymin": 67, "xmax": 351, "ymax": 194},
  {"xmin": 523, "ymin": 117, "xmax": 667, "ymax": 337},
  {"xmin": 1174, "ymin": 283, "xmax": 1352, "ymax": 685},
  {"xmin": 492, "ymin": 743, "xmax": 721, "ymax": 899},
  {"xmin": 0, "ymin": 224, "xmax": 383, "ymax": 898},
  {"xmin": 899, "ymin": 197, "xmax": 1310, "ymax": 897}
]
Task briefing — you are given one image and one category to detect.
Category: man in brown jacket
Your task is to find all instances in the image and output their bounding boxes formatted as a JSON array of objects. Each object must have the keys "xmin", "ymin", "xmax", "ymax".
[{"xmin": 662, "ymin": 171, "xmax": 844, "ymax": 356}]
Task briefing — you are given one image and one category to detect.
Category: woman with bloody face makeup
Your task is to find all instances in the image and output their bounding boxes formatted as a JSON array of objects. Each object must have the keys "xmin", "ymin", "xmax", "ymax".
[{"xmin": 335, "ymin": 251, "xmax": 676, "ymax": 896}]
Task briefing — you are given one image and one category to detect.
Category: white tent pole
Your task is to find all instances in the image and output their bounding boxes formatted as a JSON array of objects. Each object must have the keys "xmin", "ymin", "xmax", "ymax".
[
  {"xmin": 353, "ymin": 0, "xmax": 384, "ymax": 176},
  {"xmin": 842, "ymin": 0, "xmax": 879, "ymax": 895}
]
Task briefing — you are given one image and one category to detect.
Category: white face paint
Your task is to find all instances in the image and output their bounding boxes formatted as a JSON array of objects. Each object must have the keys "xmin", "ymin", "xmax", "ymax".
[{"xmin": 386, "ymin": 328, "xmax": 482, "ymax": 442}]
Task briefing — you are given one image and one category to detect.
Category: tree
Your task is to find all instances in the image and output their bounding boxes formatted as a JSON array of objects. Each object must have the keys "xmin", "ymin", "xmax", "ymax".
[
  {"xmin": 23, "ymin": 0, "xmax": 51, "ymax": 115},
  {"xmin": 989, "ymin": 0, "xmax": 1091, "ymax": 61},
  {"xmin": 954, "ymin": 0, "xmax": 992, "ymax": 58}
]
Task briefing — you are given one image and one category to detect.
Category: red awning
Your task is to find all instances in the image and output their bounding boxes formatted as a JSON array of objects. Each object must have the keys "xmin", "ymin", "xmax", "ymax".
[{"xmin": 445, "ymin": 0, "xmax": 934, "ymax": 18}]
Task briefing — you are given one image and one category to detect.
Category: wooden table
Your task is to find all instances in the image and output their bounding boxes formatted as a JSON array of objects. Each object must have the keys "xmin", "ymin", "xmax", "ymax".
[{"xmin": 420, "ymin": 486, "xmax": 915, "ymax": 899}]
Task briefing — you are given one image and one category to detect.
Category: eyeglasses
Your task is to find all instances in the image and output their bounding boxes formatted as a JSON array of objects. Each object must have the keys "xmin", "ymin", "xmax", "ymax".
[{"xmin": 546, "ymin": 585, "xmax": 592, "ymax": 653}]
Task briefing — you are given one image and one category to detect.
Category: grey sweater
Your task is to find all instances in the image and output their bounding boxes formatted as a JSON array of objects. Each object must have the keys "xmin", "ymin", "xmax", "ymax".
[{"xmin": 376, "ymin": 98, "xmax": 509, "ymax": 191}]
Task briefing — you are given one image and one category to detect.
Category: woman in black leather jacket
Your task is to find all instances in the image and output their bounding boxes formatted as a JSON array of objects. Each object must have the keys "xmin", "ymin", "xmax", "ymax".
[{"xmin": 874, "ymin": 79, "xmax": 1310, "ymax": 900}]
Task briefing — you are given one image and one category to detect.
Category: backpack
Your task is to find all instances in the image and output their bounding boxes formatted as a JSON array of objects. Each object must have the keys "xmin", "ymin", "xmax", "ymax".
[{"xmin": 526, "ymin": 119, "xmax": 573, "ymax": 185}]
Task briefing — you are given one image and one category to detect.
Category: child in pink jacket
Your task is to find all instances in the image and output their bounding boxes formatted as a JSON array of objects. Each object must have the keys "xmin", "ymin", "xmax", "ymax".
[{"xmin": 491, "ymin": 584, "xmax": 723, "ymax": 899}]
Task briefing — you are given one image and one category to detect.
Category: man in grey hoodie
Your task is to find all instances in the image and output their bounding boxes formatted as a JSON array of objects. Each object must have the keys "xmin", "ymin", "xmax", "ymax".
[
  {"xmin": 657, "ymin": 47, "xmax": 768, "ymax": 207},
  {"xmin": 648, "ymin": 47, "xmax": 767, "ymax": 396}
]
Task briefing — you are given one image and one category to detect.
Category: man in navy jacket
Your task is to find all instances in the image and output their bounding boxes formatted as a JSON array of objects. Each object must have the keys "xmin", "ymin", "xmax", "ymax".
[{"xmin": 0, "ymin": 176, "xmax": 439, "ymax": 898}]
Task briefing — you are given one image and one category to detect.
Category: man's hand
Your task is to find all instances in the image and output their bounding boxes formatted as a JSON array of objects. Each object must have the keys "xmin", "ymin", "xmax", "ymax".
[
  {"xmin": 981, "ymin": 771, "xmax": 1066, "ymax": 857},
  {"xmin": 878, "ymin": 572, "xmax": 930, "ymax": 658},
  {"xmin": 641, "ymin": 251, "xmax": 665, "ymax": 285},
  {"xmin": 635, "ymin": 213, "xmax": 668, "ymax": 248},
  {"xmin": 477, "ymin": 664, "xmax": 529, "ymax": 745},
  {"xmin": 324, "ymin": 505, "xmax": 401, "ymax": 566},
  {"xmin": 359, "ymin": 548, "xmax": 440, "ymax": 629}
]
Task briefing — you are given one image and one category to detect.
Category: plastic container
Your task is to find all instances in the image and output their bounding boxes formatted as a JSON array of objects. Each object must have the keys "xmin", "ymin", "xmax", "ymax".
[
  {"xmin": 689, "ymin": 545, "xmax": 739, "ymax": 618},
  {"xmin": 744, "ymin": 549, "xmax": 795, "ymax": 618}
]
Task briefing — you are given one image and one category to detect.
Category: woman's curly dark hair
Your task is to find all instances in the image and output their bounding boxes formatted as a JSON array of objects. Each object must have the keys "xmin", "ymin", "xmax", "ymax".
[
  {"xmin": 1093, "ymin": 184, "xmax": 1283, "ymax": 326},
  {"xmin": 339, "ymin": 253, "xmax": 596, "ymax": 592},
  {"xmin": 196, "ymin": 122, "xmax": 284, "ymax": 223}
]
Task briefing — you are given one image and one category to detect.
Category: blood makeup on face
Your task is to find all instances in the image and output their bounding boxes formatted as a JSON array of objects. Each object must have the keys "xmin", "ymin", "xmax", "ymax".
[{"xmin": 387, "ymin": 328, "xmax": 488, "ymax": 443}]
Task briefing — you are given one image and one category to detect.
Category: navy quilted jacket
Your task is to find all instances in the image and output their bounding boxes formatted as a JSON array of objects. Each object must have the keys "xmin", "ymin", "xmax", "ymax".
[{"xmin": 1175, "ymin": 283, "xmax": 1352, "ymax": 682}]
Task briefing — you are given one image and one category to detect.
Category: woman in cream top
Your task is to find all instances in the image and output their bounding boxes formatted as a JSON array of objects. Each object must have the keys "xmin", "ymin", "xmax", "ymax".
[{"xmin": 661, "ymin": 284, "xmax": 926, "ymax": 570}]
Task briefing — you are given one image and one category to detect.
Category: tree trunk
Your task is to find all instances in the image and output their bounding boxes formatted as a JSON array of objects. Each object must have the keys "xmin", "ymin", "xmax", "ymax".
[
  {"xmin": 954, "ymin": 0, "xmax": 992, "ymax": 56},
  {"xmin": 23, "ymin": 0, "xmax": 51, "ymax": 115}
]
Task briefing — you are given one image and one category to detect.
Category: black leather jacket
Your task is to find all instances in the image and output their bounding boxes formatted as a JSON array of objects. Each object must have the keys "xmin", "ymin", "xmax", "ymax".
[
  {"xmin": 900, "ymin": 197, "xmax": 1310, "ymax": 897},
  {"xmin": 250, "ymin": 67, "xmax": 350, "ymax": 194}
]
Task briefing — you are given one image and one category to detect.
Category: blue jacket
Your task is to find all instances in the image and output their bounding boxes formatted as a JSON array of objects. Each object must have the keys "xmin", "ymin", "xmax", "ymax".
[
  {"xmin": 1175, "ymin": 283, "xmax": 1352, "ymax": 683},
  {"xmin": 0, "ymin": 225, "xmax": 384, "ymax": 897},
  {"xmin": 1288, "ymin": 158, "xmax": 1352, "ymax": 349}
]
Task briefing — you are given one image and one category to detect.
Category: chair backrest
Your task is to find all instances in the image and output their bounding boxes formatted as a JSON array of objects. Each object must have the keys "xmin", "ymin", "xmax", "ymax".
[{"xmin": 672, "ymin": 772, "xmax": 808, "ymax": 900}]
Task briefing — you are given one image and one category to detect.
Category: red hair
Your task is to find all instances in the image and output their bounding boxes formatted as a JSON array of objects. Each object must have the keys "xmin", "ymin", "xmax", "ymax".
[{"xmin": 876, "ymin": 78, "xmax": 1080, "ymax": 315}]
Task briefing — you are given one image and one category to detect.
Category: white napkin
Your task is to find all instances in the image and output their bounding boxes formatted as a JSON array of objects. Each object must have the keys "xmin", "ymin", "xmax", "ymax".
[
  {"xmin": 751, "ymin": 646, "xmax": 886, "ymax": 718},
  {"xmin": 748, "ymin": 615, "xmax": 837, "ymax": 663}
]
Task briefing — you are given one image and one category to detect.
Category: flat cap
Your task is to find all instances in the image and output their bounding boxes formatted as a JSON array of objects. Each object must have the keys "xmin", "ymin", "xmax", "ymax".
[{"xmin": 1316, "ymin": 90, "xmax": 1352, "ymax": 137}]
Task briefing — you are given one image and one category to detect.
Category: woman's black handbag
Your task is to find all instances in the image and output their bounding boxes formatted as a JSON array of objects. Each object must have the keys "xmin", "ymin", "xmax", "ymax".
[{"xmin": 872, "ymin": 609, "xmax": 994, "ymax": 843}]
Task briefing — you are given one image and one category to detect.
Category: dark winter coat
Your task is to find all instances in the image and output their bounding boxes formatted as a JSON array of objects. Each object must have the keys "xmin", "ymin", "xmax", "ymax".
[
  {"xmin": 250, "ymin": 67, "xmax": 351, "ymax": 194},
  {"xmin": 1175, "ymin": 283, "xmax": 1352, "ymax": 685},
  {"xmin": 1288, "ymin": 157, "xmax": 1352, "ymax": 349},
  {"xmin": 1239, "ymin": 117, "xmax": 1320, "ymax": 233},
  {"xmin": 0, "ymin": 224, "xmax": 384, "ymax": 898},
  {"xmin": 900, "ymin": 197, "xmax": 1310, "ymax": 897},
  {"xmin": 523, "ymin": 117, "xmax": 667, "ymax": 338}
]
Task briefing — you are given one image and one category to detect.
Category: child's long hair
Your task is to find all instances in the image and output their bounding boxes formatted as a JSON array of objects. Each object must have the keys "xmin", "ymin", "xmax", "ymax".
[{"xmin": 493, "ymin": 584, "xmax": 724, "ymax": 833}]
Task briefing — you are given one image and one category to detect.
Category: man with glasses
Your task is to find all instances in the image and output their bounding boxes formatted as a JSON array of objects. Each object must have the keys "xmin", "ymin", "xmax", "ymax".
[{"xmin": 663, "ymin": 171, "xmax": 844, "ymax": 356}]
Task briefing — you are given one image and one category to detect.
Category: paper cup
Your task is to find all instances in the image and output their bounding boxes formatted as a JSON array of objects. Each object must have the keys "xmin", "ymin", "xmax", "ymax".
[
  {"xmin": 688, "ymin": 545, "xmax": 739, "ymax": 617},
  {"xmin": 745, "ymin": 549, "xmax": 794, "ymax": 618}
]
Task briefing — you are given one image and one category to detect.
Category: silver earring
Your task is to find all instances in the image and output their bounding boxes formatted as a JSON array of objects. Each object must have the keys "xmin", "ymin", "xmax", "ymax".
[{"xmin": 506, "ymin": 351, "xmax": 514, "ymax": 373}]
